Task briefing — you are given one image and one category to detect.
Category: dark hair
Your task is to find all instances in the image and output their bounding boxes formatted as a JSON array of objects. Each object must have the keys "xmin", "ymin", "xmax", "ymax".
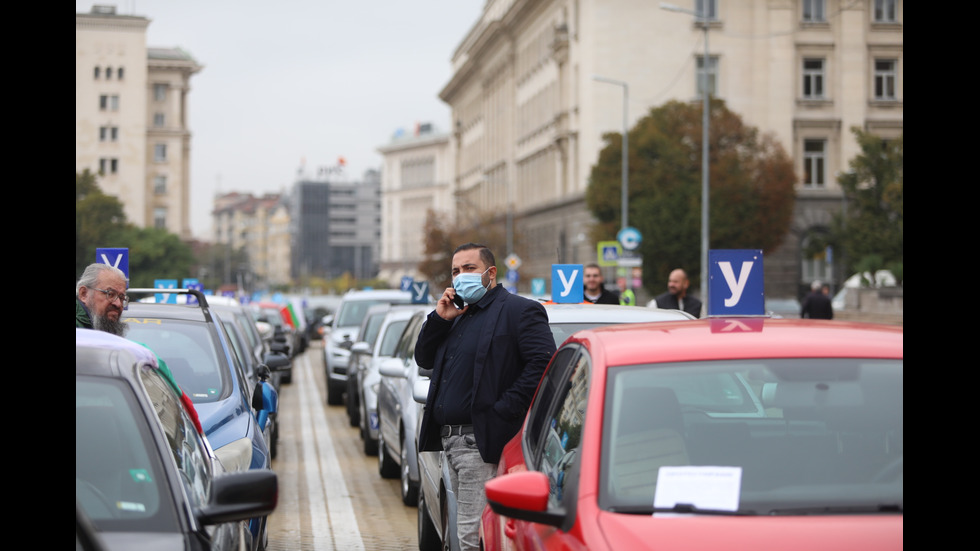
[
  {"xmin": 585, "ymin": 262, "xmax": 601, "ymax": 271},
  {"xmin": 453, "ymin": 242, "xmax": 496, "ymax": 269}
]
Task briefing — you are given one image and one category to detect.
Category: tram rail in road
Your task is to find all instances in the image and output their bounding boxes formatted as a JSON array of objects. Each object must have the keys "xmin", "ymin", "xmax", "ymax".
[{"xmin": 266, "ymin": 341, "xmax": 417, "ymax": 550}]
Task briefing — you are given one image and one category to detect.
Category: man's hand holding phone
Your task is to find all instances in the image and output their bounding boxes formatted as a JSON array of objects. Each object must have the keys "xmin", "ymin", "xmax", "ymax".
[{"xmin": 435, "ymin": 287, "xmax": 467, "ymax": 321}]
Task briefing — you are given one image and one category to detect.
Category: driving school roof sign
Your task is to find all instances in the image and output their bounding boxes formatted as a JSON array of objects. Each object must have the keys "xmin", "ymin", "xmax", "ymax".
[{"xmin": 708, "ymin": 249, "xmax": 765, "ymax": 317}]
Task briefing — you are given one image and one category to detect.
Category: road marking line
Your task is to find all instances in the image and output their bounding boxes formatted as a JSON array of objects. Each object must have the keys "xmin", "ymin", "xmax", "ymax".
[{"xmin": 298, "ymin": 352, "xmax": 365, "ymax": 550}]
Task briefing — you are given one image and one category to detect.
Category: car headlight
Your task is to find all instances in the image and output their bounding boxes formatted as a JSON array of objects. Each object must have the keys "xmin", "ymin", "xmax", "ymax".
[{"xmin": 213, "ymin": 437, "xmax": 253, "ymax": 473}]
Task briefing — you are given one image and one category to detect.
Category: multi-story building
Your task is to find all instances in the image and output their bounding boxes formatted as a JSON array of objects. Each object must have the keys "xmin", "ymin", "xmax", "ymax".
[
  {"xmin": 76, "ymin": 4, "xmax": 201, "ymax": 239},
  {"xmin": 437, "ymin": 0, "xmax": 902, "ymax": 299},
  {"xmin": 376, "ymin": 123, "xmax": 455, "ymax": 286},
  {"xmin": 291, "ymin": 171, "xmax": 382, "ymax": 282},
  {"xmin": 212, "ymin": 192, "xmax": 292, "ymax": 288}
]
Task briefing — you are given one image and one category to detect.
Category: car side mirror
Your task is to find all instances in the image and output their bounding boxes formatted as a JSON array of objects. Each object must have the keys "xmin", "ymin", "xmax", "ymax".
[
  {"xmin": 413, "ymin": 379, "xmax": 430, "ymax": 404},
  {"xmin": 379, "ymin": 358, "xmax": 406, "ymax": 378},
  {"xmin": 263, "ymin": 352, "xmax": 291, "ymax": 372}
]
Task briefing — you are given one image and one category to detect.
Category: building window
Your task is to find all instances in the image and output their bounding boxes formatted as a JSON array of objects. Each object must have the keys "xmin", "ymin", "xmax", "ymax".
[
  {"xmin": 696, "ymin": 55, "xmax": 718, "ymax": 98},
  {"xmin": 154, "ymin": 207, "xmax": 167, "ymax": 230},
  {"xmin": 106, "ymin": 67, "xmax": 113, "ymax": 79},
  {"xmin": 154, "ymin": 144, "xmax": 167, "ymax": 162},
  {"xmin": 154, "ymin": 113, "xmax": 165, "ymax": 127},
  {"xmin": 695, "ymin": 0, "xmax": 718, "ymax": 20},
  {"xmin": 874, "ymin": 59, "xmax": 897, "ymax": 100},
  {"xmin": 99, "ymin": 95, "xmax": 119, "ymax": 111},
  {"xmin": 803, "ymin": 139, "xmax": 826, "ymax": 187},
  {"xmin": 154, "ymin": 175, "xmax": 168, "ymax": 195},
  {"xmin": 801, "ymin": 0, "xmax": 825, "ymax": 22},
  {"xmin": 154, "ymin": 83, "xmax": 168, "ymax": 102},
  {"xmin": 874, "ymin": 0, "xmax": 897, "ymax": 23},
  {"xmin": 99, "ymin": 158, "xmax": 119, "ymax": 175},
  {"xmin": 93, "ymin": 66, "xmax": 100, "ymax": 79},
  {"xmin": 99, "ymin": 126, "xmax": 119, "ymax": 142},
  {"xmin": 117, "ymin": 67, "xmax": 124, "ymax": 80},
  {"xmin": 802, "ymin": 58, "xmax": 825, "ymax": 99}
]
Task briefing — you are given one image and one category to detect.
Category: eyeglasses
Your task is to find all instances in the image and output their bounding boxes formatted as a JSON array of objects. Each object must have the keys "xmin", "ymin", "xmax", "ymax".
[{"xmin": 89, "ymin": 287, "xmax": 130, "ymax": 307}]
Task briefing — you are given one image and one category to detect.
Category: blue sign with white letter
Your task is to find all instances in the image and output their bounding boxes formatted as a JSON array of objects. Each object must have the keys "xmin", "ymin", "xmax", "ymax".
[
  {"xmin": 182, "ymin": 279, "xmax": 202, "ymax": 304},
  {"xmin": 551, "ymin": 264, "xmax": 584, "ymax": 303},
  {"xmin": 531, "ymin": 278, "xmax": 546, "ymax": 297},
  {"xmin": 708, "ymin": 249, "xmax": 765, "ymax": 316},
  {"xmin": 401, "ymin": 276, "xmax": 414, "ymax": 292},
  {"xmin": 96, "ymin": 248, "xmax": 129, "ymax": 282},
  {"xmin": 410, "ymin": 280, "xmax": 430, "ymax": 304},
  {"xmin": 154, "ymin": 279, "xmax": 179, "ymax": 304}
]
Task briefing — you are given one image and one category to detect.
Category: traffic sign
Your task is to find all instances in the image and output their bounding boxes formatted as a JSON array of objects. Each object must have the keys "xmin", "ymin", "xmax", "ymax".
[
  {"xmin": 597, "ymin": 241, "xmax": 621, "ymax": 267},
  {"xmin": 708, "ymin": 249, "xmax": 765, "ymax": 316},
  {"xmin": 96, "ymin": 248, "xmax": 129, "ymax": 281},
  {"xmin": 506, "ymin": 269, "xmax": 519, "ymax": 284},
  {"xmin": 551, "ymin": 264, "xmax": 584, "ymax": 303},
  {"xmin": 505, "ymin": 253, "xmax": 522, "ymax": 270},
  {"xmin": 617, "ymin": 227, "xmax": 642, "ymax": 251}
]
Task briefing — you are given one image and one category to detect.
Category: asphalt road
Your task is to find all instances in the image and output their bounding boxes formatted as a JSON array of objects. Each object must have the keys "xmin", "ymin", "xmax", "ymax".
[{"xmin": 266, "ymin": 341, "xmax": 418, "ymax": 550}]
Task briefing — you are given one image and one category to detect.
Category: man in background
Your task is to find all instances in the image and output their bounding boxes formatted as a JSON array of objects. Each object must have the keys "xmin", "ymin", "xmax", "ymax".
[
  {"xmin": 647, "ymin": 268, "xmax": 703, "ymax": 318},
  {"xmin": 583, "ymin": 263, "xmax": 620, "ymax": 304},
  {"xmin": 76, "ymin": 263, "xmax": 129, "ymax": 336}
]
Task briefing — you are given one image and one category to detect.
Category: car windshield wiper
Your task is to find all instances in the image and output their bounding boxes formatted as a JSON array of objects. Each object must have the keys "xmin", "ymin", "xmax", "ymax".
[
  {"xmin": 612, "ymin": 503, "xmax": 753, "ymax": 516},
  {"xmin": 767, "ymin": 503, "xmax": 903, "ymax": 515}
]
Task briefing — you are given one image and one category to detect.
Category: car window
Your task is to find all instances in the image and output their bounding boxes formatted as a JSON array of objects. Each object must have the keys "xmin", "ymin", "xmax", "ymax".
[
  {"xmin": 76, "ymin": 376, "xmax": 177, "ymax": 531},
  {"xmin": 378, "ymin": 319, "xmax": 408, "ymax": 356},
  {"xmin": 362, "ymin": 312, "xmax": 387, "ymax": 346},
  {"xmin": 525, "ymin": 346, "xmax": 579, "ymax": 462},
  {"xmin": 535, "ymin": 352, "xmax": 589, "ymax": 506},
  {"xmin": 139, "ymin": 363, "xmax": 213, "ymax": 509},
  {"xmin": 125, "ymin": 319, "xmax": 230, "ymax": 403},
  {"xmin": 599, "ymin": 358, "xmax": 904, "ymax": 514}
]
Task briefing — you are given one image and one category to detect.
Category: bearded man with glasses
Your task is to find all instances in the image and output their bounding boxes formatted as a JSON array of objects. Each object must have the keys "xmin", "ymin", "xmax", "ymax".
[{"xmin": 75, "ymin": 263, "xmax": 130, "ymax": 336}]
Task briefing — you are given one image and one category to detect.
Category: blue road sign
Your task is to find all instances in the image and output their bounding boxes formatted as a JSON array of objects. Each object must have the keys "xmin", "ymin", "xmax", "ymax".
[
  {"xmin": 551, "ymin": 264, "xmax": 584, "ymax": 303},
  {"xmin": 708, "ymin": 249, "xmax": 765, "ymax": 316},
  {"xmin": 154, "ymin": 279, "xmax": 178, "ymax": 304},
  {"xmin": 531, "ymin": 278, "xmax": 546, "ymax": 297},
  {"xmin": 183, "ymin": 279, "xmax": 202, "ymax": 304},
  {"xmin": 96, "ymin": 248, "xmax": 129, "ymax": 281},
  {"xmin": 410, "ymin": 280, "xmax": 430, "ymax": 304},
  {"xmin": 506, "ymin": 269, "xmax": 519, "ymax": 284},
  {"xmin": 617, "ymin": 227, "xmax": 642, "ymax": 251}
]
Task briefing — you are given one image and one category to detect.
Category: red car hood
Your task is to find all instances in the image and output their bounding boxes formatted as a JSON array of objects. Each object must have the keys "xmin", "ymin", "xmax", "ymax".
[{"xmin": 596, "ymin": 511, "xmax": 902, "ymax": 550}]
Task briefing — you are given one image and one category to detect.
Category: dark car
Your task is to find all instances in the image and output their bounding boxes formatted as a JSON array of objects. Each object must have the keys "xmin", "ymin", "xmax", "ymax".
[
  {"xmin": 76, "ymin": 328, "xmax": 278, "ymax": 551},
  {"xmin": 124, "ymin": 289, "xmax": 284, "ymax": 550}
]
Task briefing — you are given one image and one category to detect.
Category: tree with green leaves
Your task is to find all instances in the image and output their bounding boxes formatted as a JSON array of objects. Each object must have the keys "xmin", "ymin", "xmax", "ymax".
[
  {"xmin": 828, "ymin": 128, "xmax": 903, "ymax": 285},
  {"xmin": 586, "ymin": 99, "xmax": 796, "ymax": 295},
  {"xmin": 76, "ymin": 171, "xmax": 196, "ymax": 286}
]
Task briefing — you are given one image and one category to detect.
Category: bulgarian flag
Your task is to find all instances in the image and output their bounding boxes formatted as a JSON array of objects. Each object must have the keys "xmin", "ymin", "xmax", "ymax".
[{"xmin": 280, "ymin": 303, "xmax": 300, "ymax": 329}]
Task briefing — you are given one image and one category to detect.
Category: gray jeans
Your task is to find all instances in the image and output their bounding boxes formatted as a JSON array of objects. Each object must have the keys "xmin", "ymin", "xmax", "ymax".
[{"xmin": 443, "ymin": 434, "xmax": 497, "ymax": 551}]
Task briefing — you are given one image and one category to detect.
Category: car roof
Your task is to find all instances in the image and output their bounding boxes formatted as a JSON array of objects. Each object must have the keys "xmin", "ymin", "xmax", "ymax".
[
  {"xmin": 341, "ymin": 289, "xmax": 413, "ymax": 301},
  {"xmin": 572, "ymin": 318, "xmax": 903, "ymax": 367},
  {"xmin": 123, "ymin": 301, "xmax": 211, "ymax": 323},
  {"xmin": 76, "ymin": 327, "xmax": 159, "ymax": 376},
  {"xmin": 543, "ymin": 303, "xmax": 695, "ymax": 323}
]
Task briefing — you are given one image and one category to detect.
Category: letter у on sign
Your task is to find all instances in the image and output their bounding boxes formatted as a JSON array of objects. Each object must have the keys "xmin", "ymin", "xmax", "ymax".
[
  {"xmin": 708, "ymin": 250, "xmax": 765, "ymax": 317},
  {"xmin": 551, "ymin": 264, "xmax": 584, "ymax": 303}
]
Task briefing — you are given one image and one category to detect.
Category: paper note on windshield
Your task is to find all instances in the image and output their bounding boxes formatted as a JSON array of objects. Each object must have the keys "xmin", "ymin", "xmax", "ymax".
[{"xmin": 653, "ymin": 466, "xmax": 742, "ymax": 512}]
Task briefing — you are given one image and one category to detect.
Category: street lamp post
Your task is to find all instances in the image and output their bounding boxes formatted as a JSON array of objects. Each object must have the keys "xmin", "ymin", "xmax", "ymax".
[
  {"xmin": 661, "ymin": 2, "xmax": 710, "ymax": 306},
  {"xmin": 592, "ymin": 75, "xmax": 630, "ymax": 295}
]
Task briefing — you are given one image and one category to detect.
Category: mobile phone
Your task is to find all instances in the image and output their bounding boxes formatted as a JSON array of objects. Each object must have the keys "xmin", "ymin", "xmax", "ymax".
[{"xmin": 452, "ymin": 292, "xmax": 465, "ymax": 309}]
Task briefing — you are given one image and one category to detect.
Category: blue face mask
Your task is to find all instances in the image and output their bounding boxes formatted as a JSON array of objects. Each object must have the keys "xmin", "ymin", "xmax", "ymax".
[{"xmin": 453, "ymin": 267, "xmax": 491, "ymax": 305}]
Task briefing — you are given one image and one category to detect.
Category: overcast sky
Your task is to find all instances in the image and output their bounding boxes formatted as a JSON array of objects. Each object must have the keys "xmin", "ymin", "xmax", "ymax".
[{"xmin": 77, "ymin": 0, "xmax": 484, "ymax": 239}]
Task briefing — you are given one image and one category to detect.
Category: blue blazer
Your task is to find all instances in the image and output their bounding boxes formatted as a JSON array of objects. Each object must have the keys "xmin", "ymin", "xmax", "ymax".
[{"xmin": 415, "ymin": 286, "xmax": 556, "ymax": 463}]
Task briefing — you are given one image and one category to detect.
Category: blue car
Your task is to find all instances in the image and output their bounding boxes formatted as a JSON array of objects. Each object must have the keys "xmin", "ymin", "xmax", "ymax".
[
  {"xmin": 76, "ymin": 328, "xmax": 277, "ymax": 551},
  {"xmin": 123, "ymin": 289, "xmax": 282, "ymax": 551}
]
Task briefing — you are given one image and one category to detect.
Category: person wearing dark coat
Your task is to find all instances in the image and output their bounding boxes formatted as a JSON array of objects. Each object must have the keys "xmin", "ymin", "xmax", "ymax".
[
  {"xmin": 801, "ymin": 280, "xmax": 834, "ymax": 319},
  {"xmin": 648, "ymin": 268, "xmax": 703, "ymax": 318},
  {"xmin": 415, "ymin": 243, "xmax": 556, "ymax": 551}
]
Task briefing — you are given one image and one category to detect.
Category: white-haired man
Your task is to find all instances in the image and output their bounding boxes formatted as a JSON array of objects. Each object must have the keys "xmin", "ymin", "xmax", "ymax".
[{"xmin": 76, "ymin": 263, "xmax": 129, "ymax": 336}]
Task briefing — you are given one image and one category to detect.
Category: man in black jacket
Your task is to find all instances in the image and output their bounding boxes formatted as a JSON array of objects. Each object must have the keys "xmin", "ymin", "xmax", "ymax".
[
  {"xmin": 583, "ymin": 263, "xmax": 621, "ymax": 304},
  {"xmin": 648, "ymin": 268, "xmax": 703, "ymax": 318},
  {"xmin": 415, "ymin": 243, "xmax": 556, "ymax": 551},
  {"xmin": 801, "ymin": 280, "xmax": 834, "ymax": 319}
]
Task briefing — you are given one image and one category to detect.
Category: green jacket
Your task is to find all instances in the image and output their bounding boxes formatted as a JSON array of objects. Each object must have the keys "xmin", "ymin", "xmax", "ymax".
[{"xmin": 76, "ymin": 298, "xmax": 93, "ymax": 329}]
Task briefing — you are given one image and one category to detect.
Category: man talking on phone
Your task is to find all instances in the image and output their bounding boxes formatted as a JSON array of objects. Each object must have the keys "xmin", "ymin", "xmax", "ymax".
[{"xmin": 415, "ymin": 243, "xmax": 556, "ymax": 551}]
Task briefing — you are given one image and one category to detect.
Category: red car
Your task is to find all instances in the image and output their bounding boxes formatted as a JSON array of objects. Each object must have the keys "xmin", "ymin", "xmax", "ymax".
[{"xmin": 481, "ymin": 319, "xmax": 903, "ymax": 551}]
